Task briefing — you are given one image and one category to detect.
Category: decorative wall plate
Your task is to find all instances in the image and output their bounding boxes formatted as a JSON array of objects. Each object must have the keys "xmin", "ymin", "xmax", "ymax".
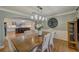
[{"xmin": 48, "ymin": 18, "xmax": 58, "ymax": 28}]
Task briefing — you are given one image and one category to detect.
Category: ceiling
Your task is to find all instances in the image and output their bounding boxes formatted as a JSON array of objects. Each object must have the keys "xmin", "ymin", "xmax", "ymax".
[{"xmin": 0, "ymin": 6, "xmax": 78, "ymax": 17}]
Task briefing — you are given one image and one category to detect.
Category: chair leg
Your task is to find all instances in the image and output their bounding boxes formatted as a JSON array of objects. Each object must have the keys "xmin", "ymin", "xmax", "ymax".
[
  {"xmin": 47, "ymin": 48, "xmax": 49, "ymax": 52},
  {"xmin": 49, "ymin": 45, "xmax": 54, "ymax": 52},
  {"xmin": 32, "ymin": 47, "xmax": 38, "ymax": 52}
]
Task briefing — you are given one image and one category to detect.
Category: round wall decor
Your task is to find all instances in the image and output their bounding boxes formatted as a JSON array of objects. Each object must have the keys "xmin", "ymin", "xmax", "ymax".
[{"xmin": 48, "ymin": 18, "xmax": 58, "ymax": 28}]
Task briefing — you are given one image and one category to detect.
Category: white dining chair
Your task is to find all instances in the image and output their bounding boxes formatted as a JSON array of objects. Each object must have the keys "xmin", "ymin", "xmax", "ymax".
[
  {"xmin": 41, "ymin": 33, "xmax": 51, "ymax": 52},
  {"xmin": 32, "ymin": 46, "xmax": 38, "ymax": 52},
  {"xmin": 6, "ymin": 36, "xmax": 16, "ymax": 52},
  {"xmin": 32, "ymin": 32, "xmax": 56, "ymax": 52},
  {"xmin": 48, "ymin": 32, "xmax": 56, "ymax": 52},
  {"xmin": 32, "ymin": 33, "xmax": 51, "ymax": 52}
]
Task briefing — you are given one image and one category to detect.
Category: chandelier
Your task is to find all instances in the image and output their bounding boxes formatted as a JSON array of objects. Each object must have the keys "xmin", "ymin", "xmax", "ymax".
[
  {"xmin": 30, "ymin": 13, "xmax": 47, "ymax": 21},
  {"xmin": 30, "ymin": 6, "xmax": 48, "ymax": 21}
]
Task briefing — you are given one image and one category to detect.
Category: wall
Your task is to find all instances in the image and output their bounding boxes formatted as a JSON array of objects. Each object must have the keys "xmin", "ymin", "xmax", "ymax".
[
  {"xmin": 0, "ymin": 16, "xmax": 5, "ymax": 48},
  {"xmin": 43, "ymin": 13, "xmax": 75, "ymax": 41},
  {"xmin": 4, "ymin": 18, "xmax": 35, "ymax": 32},
  {"xmin": 43, "ymin": 13, "xmax": 75, "ymax": 30},
  {"xmin": 0, "ymin": 10, "xmax": 25, "ymax": 47},
  {"xmin": 0, "ymin": 10, "xmax": 76, "ymax": 42}
]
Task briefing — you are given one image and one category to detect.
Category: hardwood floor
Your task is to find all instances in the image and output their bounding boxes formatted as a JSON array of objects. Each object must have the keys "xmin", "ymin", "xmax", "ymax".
[
  {"xmin": 0, "ymin": 39, "xmax": 10, "ymax": 52},
  {"xmin": 54, "ymin": 39, "xmax": 76, "ymax": 52},
  {"xmin": 0, "ymin": 32, "xmax": 77, "ymax": 52}
]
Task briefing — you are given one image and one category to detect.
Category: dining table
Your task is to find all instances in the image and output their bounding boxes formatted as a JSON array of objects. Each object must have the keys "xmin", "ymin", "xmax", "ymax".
[{"xmin": 11, "ymin": 33, "xmax": 43, "ymax": 52}]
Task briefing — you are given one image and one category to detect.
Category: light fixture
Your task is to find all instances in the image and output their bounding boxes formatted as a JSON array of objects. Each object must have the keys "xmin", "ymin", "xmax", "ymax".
[
  {"xmin": 30, "ymin": 14, "xmax": 48, "ymax": 21},
  {"xmin": 30, "ymin": 6, "xmax": 48, "ymax": 21},
  {"xmin": 30, "ymin": 16, "xmax": 34, "ymax": 19},
  {"xmin": 34, "ymin": 14, "xmax": 38, "ymax": 20},
  {"xmin": 39, "ymin": 16, "xmax": 42, "ymax": 20},
  {"xmin": 42, "ymin": 17, "xmax": 45, "ymax": 21}
]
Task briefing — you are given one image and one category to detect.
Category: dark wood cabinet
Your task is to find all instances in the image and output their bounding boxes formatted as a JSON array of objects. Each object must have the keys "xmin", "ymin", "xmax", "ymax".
[
  {"xmin": 67, "ymin": 19, "xmax": 79, "ymax": 50},
  {"xmin": 16, "ymin": 28, "xmax": 30, "ymax": 33}
]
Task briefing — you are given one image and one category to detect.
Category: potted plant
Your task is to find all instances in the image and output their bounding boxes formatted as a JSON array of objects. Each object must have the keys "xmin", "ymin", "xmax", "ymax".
[{"xmin": 35, "ymin": 24, "xmax": 43, "ymax": 36}]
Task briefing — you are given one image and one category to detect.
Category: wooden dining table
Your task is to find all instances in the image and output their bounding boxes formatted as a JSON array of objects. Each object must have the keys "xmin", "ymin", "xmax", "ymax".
[{"xmin": 11, "ymin": 34, "xmax": 43, "ymax": 52}]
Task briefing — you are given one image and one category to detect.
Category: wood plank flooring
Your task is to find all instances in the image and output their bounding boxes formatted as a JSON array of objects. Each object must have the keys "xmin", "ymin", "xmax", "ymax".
[
  {"xmin": 53, "ymin": 39, "xmax": 76, "ymax": 52},
  {"xmin": 0, "ymin": 32, "xmax": 77, "ymax": 52}
]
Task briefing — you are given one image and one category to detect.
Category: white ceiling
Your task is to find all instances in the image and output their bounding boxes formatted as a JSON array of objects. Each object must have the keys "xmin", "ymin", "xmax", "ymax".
[{"xmin": 0, "ymin": 6, "xmax": 78, "ymax": 17}]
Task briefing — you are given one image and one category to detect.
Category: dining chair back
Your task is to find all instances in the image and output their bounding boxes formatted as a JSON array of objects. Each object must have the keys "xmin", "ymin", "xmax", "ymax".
[
  {"xmin": 42, "ymin": 33, "xmax": 51, "ymax": 52},
  {"xmin": 6, "ymin": 36, "xmax": 16, "ymax": 52},
  {"xmin": 32, "ymin": 33, "xmax": 50, "ymax": 52},
  {"xmin": 48, "ymin": 32, "xmax": 56, "ymax": 52},
  {"xmin": 32, "ymin": 32, "xmax": 56, "ymax": 52}
]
